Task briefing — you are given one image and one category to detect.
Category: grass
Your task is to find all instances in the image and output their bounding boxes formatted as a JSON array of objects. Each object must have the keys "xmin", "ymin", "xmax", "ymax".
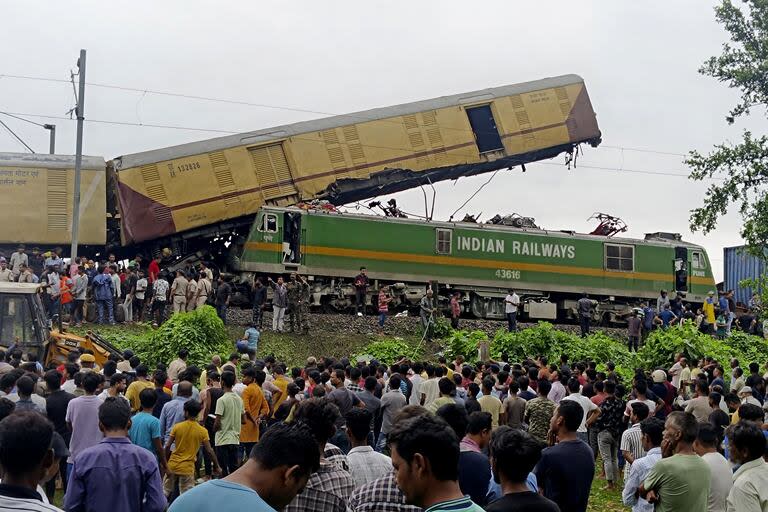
[{"xmin": 69, "ymin": 320, "xmax": 426, "ymax": 368}]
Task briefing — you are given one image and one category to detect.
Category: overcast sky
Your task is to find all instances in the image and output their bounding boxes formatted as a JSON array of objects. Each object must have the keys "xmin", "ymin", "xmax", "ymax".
[{"xmin": 1, "ymin": 0, "xmax": 759, "ymax": 281}]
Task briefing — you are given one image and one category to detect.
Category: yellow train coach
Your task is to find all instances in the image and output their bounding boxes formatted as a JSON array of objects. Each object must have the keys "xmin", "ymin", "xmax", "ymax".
[
  {"xmin": 113, "ymin": 74, "xmax": 601, "ymax": 245},
  {"xmin": 0, "ymin": 153, "xmax": 107, "ymax": 246}
]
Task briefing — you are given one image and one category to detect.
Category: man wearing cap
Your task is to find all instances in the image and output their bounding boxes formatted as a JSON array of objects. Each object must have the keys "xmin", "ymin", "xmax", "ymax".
[
  {"xmin": 79, "ymin": 354, "xmax": 97, "ymax": 372},
  {"xmin": 9, "ymin": 245, "xmax": 27, "ymax": 279},
  {"xmin": 0, "ymin": 258, "xmax": 12, "ymax": 282},
  {"xmin": 738, "ymin": 387, "xmax": 762, "ymax": 407}
]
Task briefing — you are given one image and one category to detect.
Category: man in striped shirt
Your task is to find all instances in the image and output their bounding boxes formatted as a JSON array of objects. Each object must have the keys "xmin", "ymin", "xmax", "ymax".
[
  {"xmin": 622, "ymin": 417, "xmax": 664, "ymax": 512},
  {"xmin": 621, "ymin": 402, "xmax": 650, "ymax": 480}
]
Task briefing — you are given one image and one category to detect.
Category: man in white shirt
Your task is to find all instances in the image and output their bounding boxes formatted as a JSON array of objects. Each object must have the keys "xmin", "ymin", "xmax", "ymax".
[
  {"xmin": 561, "ymin": 377, "xmax": 599, "ymax": 443},
  {"xmin": 419, "ymin": 366, "xmax": 440, "ymax": 407},
  {"xmin": 669, "ymin": 354, "xmax": 686, "ymax": 390},
  {"xmin": 408, "ymin": 363, "xmax": 424, "ymax": 406},
  {"xmin": 694, "ymin": 423, "xmax": 731, "ymax": 512},
  {"xmin": 623, "ymin": 417, "xmax": 663, "ymax": 512},
  {"xmin": 504, "ymin": 289, "xmax": 520, "ymax": 332},
  {"xmin": 346, "ymin": 408, "xmax": 392, "ymax": 488},
  {"xmin": 8, "ymin": 245, "xmax": 28, "ymax": 278}
]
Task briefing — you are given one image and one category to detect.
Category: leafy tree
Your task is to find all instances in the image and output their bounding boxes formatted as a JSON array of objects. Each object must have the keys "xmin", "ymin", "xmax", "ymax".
[{"xmin": 687, "ymin": 0, "xmax": 768, "ymax": 256}]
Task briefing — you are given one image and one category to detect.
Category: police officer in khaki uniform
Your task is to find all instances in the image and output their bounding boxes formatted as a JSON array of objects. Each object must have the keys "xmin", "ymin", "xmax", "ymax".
[
  {"xmin": 186, "ymin": 272, "xmax": 198, "ymax": 312},
  {"xmin": 196, "ymin": 271, "xmax": 212, "ymax": 309},
  {"xmin": 0, "ymin": 258, "xmax": 13, "ymax": 282},
  {"xmin": 170, "ymin": 269, "xmax": 188, "ymax": 313}
]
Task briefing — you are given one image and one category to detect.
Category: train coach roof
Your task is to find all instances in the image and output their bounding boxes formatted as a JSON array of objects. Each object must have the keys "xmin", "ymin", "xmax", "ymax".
[
  {"xmin": 114, "ymin": 74, "xmax": 585, "ymax": 168},
  {"xmin": 0, "ymin": 152, "xmax": 105, "ymax": 170},
  {"xmin": 266, "ymin": 206, "xmax": 707, "ymax": 250}
]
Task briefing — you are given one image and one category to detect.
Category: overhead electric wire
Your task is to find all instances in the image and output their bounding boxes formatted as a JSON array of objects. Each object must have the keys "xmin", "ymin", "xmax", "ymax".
[
  {"xmin": 0, "ymin": 73, "xmax": 698, "ymax": 157},
  {"xmin": 0, "ymin": 111, "xmax": 47, "ymax": 128},
  {"xmin": 0, "ymin": 110, "xmax": 237, "ymax": 135},
  {"xmin": 0, "ymin": 118, "xmax": 34, "ymax": 153},
  {"xmin": 0, "ymin": 108, "xmax": 717, "ymax": 185},
  {"xmin": 448, "ymin": 169, "xmax": 502, "ymax": 221}
]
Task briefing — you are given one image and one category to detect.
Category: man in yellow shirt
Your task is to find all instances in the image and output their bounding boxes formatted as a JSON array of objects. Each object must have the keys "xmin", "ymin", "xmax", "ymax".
[
  {"xmin": 240, "ymin": 367, "xmax": 270, "ymax": 458},
  {"xmin": 477, "ymin": 378, "xmax": 504, "ymax": 429},
  {"xmin": 164, "ymin": 400, "xmax": 220, "ymax": 497},
  {"xmin": 703, "ymin": 291, "xmax": 717, "ymax": 330},
  {"xmin": 125, "ymin": 365, "xmax": 154, "ymax": 413}
]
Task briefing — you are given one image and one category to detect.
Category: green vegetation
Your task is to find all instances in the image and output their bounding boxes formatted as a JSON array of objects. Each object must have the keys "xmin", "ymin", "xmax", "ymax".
[
  {"xmin": 353, "ymin": 338, "xmax": 424, "ymax": 365},
  {"xmin": 688, "ymin": 1, "xmax": 768, "ymax": 259}
]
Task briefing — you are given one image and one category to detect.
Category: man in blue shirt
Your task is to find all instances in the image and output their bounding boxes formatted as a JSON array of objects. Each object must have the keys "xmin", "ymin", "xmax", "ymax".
[
  {"xmin": 238, "ymin": 323, "xmax": 260, "ymax": 361},
  {"xmin": 129, "ymin": 388, "xmax": 167, "ymax": 473},
  {"xmin": 641, "ymin": 303, "xmax": 656, "ymax": 341},
  {"xmin": 658, "ymin": 305, "xmax": 678, "ymax": 328},
  {"xmin": 169, "ymin": 421, "xmax": 320, "ymax": 511},
  {"xmin": 91, "ymin": 265, "xmax": 115, "ymax": 325},
  {"xmin": 159, "ymin": 381, "xmax": 193, "ymax": 444},
  {"xmin": 64, "ymin": 397, "xmax": 166, "ymax": 512}
]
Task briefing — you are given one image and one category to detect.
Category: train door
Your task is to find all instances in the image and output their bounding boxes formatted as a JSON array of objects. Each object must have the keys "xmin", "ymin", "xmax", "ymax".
[
  {"xmin": 466, "ymin": 105, "xmax": 504, "ymax": 154},
  {"xmin": 674, "ymin": 246, "xmax": 688, "ymax": 292},
  {"xmin": 282, "ymin": 211, "xmax": 302, "ymax": 266}
]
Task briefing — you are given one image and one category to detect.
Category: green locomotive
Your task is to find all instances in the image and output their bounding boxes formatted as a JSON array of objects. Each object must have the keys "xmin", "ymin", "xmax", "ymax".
[{"xmin": 231, "ymin": 206, "xmax": 716, "ymax": 322}]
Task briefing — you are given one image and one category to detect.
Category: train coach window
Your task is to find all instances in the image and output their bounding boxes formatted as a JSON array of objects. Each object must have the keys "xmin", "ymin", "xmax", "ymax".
[
  {"xmin": 260, "ymin": 214, "xmax": 277, "ymax": 233},
  {"xmin": 436, "ymin": 229, "xmax": 452, "ymax": 255},
  {"xmin": 605, "ymin": 243, "xmax": 634, "ymax": 272},
  {"xmin": 692, "ymin": 252, "xmax": 706, "ymax": 269}
]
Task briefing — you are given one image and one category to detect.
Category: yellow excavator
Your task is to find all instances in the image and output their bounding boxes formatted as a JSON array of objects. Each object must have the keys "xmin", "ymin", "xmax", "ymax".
[{"xmin": 0, "ymin": 282, "xmax": 123, "ymax": 367}]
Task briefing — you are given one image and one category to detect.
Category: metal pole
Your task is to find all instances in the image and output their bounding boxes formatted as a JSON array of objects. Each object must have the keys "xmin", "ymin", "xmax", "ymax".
[
  {"xmin": 70, "ymin": 49, "xmax": 86, "ymax": 262},
  {"xmin": 44, "ymin": 124, "xmax": 55, "ymax": 154}
]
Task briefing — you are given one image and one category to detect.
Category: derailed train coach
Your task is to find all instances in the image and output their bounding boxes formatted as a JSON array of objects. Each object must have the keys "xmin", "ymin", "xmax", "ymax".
[
  {"xmin": 0, "ymin": 74, "xmax": 605, "ymax": 313},
  {"xmin": 111, "ymin": 74, "xmax": 600, "ymax": 258},
  {"xmin": 236, "ymin": 206, "xmax": 717, "ymax": 323}
]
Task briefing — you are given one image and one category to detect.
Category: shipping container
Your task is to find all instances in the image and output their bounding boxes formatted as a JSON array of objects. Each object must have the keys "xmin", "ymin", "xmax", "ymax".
[{"xmin": 724, "ymin": 245, "xmax": 766, "ymax": 306}]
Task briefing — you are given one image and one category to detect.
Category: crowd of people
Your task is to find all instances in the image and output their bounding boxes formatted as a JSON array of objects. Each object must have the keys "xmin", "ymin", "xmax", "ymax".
[
  {"xmin": 0, "ymin": 338, "xmax": 765, "ymax": 512},
  {"xmin": 0, "ymin": 245, "xmax": 235, "ymax": 327}
]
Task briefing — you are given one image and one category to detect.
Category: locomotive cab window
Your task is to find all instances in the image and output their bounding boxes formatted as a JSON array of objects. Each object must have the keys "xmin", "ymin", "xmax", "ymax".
[
  {"xmin": 605, "ymin": 243, "xmax": 634, "ymax": 272},
  {"xmin": 436, "ymin": 229, "xmax": 452, "ymax": 255},
  {"xmin": 692, "ymin": 252, "xmax": 706, "ymax": 269},
  {"xmin": 260, "ymin": 213, "xmax": 277, "ymax": 233}
]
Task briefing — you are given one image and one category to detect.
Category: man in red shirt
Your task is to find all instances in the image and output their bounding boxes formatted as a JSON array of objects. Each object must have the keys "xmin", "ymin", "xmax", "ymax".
[{"xmin": 148, "ymin": 256, "xmax": 161, "ymax": 283}]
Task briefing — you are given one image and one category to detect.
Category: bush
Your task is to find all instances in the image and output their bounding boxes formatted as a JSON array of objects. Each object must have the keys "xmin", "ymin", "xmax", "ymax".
[
  {"xmin": 106, "ymin": 306, "xmax": 233, "ymax": 368},
  {"xmin": 354, "ymin": 338, "xmax": 422, "ymax": 365},
  {"xmin": 444, "ymin": 330, "xmax": 489, "ymax": 361}
]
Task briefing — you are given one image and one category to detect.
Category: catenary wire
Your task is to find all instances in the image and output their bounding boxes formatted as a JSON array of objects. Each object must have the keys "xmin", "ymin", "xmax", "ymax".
[
  {"xmin": 0, "ymin": 110, "xmax": 717, "ymax": 182},
  {"xmin": 0, "ymin": 73, "xmax": 693, "ymax": 157},
  {"xmin": 0, "ymin": 118, "xmax": 35, "ymax": 153}
]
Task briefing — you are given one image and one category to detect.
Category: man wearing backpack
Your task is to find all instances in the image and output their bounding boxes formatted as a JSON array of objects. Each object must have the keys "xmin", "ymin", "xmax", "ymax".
[{"xmin": 92, "ymin": 265, "xmax": 116, "ymax": 325}]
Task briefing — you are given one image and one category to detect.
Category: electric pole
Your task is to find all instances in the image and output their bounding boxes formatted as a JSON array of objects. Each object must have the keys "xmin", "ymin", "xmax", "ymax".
[{"xmin": 70, "ymin": 49, "xmax": 86, "ymax": 262}]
